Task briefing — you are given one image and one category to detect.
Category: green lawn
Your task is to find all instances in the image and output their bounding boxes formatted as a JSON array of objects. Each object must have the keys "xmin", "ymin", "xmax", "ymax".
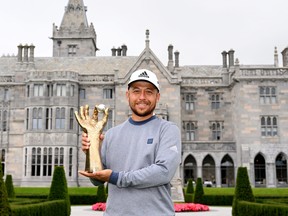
[{"xmin": 14, "ymin": 187, "xmax": 288, "ymax": 197}]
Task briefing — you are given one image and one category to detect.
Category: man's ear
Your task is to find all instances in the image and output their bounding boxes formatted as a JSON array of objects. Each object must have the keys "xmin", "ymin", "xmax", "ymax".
[{"xmin": 156, "ymin": 92, "xmax": 160, "ymax": 102}]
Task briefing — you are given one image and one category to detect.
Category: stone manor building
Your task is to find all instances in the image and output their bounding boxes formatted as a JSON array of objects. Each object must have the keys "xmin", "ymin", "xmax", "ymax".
[{"xmin": 0, "ymin": 0, "xmax": 287, "ymax": 188}]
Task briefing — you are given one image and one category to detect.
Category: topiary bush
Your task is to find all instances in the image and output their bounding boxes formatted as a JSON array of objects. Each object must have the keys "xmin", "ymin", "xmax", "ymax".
[
  {"xmin": 5, "ymin": 174, "xmax": 15, "ymax": 198},
  {"xmin": 232, "ymin": 167, "xmax": 255, "ymax": 216},
  {"xmin": 48, "ymin": 166, "xmax": 71, "ymax": 216},
  {"xmin": 186, "ymin": 178, "xmax": 194, "ymax": 194},
  {"xmin": 96, "ymin": 184, "xmax": 107, "ymax": 202},
  {"xmin": 0, "ymin": 165, "xmax": 11, "ymax": 216},
  {"xmin": 194, "ymin": 177, "xmax": 204, "ymax": 204}
]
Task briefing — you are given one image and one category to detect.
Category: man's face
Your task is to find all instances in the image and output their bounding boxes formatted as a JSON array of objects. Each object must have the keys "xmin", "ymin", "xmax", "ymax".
[{"xmin": 126, "ymin": 81, "xmax": 160, "ymax": 120}]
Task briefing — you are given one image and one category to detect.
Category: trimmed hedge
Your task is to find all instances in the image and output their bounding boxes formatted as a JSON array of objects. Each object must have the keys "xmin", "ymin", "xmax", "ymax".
[
  {"xmin": 237, "ymin": 200, "xmax": 288, "ymax": 216},
  {"xmin": 5, "ymin": 175, "xmax": 15, "ymax": 198},
  {"xmin": 11, "ymin": 200, "xmax": 67, "ymax": 216}
]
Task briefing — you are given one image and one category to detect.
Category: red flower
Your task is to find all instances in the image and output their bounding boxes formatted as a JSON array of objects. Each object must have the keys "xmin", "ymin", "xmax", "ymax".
[{"xmin": 92, "ymin": 202, "xmax": 209, "ymax": 212}]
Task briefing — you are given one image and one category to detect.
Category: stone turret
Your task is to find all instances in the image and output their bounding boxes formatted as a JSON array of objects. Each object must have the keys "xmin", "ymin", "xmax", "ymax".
[{"xmin": 51, "ymin": 0, "xmax": 97, "ymax": 57}]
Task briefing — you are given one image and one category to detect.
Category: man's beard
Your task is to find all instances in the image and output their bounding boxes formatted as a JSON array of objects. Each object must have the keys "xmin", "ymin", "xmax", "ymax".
[{"xmin": 130, "ymin": 102, "xmax": 156, "ymax": 117}]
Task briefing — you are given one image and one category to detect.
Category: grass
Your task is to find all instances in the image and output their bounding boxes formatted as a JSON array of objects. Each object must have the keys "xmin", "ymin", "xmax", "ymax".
[{"xmin": 14, "ymin": 187, "xmax": 288, "ymax": 197}]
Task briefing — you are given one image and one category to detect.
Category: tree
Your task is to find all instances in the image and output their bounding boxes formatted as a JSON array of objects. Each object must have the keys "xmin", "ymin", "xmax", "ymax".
[
  {"xmin": 193, "ymin": 177, "xmax": 204, "ymax": 204},
  {"xmin": 5, "ymin": 174, "xmax": 15, "ymax": 198},
  {"xmin": 48, "ymin": 166, "xmax": 71, "ymax": 216},
  {"xmin": 0, "ymin": 165, "xmax": 11, "ymax": 216},
  {"xmin": 232, "ymin": 167, "xmax": 255, "ymax": 216}
]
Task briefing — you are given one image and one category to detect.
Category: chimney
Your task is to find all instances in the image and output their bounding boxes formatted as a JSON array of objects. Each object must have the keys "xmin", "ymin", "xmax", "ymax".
[
  {"xmin": 121, "ymin": 44, "xmax": 127, "ymax": 56},
  {"xmin": 228, "ymin": 49, "xmax": 235, "ymax": 67},
  {"xmin": 17, "ymin": 44, "xmax": 23, "ymax": 62},
  {"xmin": 221, "ymin": 51, "xmax": 227, "ymax": 68},
  {"xmin": 111, "ymin": 47, "xmax": 116, "ymax": 56},
  {"xmin": 167, "ymin": 44, "xmax": 174, "ymax": 71},
  {"xmin": 174, "ymin": 51, "xmax": 180, "ymax": 68},
  {"xmin": 281, "ymin": 47, "xmax": 288, "ymax": 67},
  {"xmin": 117, "ymin": 47, "xmax": 122, "ymax": 56},
  {"xmin": 29, "ymin": 44, "xmax": 35, "ymax": 62},
  {"xmin": 23, "ymin": 44, "xmax": 29, "ymax": 62}
]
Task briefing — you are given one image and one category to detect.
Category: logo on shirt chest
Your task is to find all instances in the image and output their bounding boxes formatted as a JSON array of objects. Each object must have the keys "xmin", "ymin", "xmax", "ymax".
[{"xmin": 147, "ymin": 138, "xmax": 153, "ymax": 144}]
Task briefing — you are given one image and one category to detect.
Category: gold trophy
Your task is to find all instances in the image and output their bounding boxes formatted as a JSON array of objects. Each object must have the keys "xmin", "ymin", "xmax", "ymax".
[{"xmin": 74, "ymin": 104, "xmax": 109, "ymax": 173}]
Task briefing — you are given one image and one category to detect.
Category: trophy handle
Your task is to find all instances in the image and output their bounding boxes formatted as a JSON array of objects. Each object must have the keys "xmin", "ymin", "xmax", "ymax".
[{"xmin": 74, "ymin": 104, "xmax": 109, "ymax": 173}]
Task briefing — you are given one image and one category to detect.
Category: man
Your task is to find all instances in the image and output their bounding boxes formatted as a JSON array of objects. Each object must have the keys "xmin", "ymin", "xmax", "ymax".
[{"xmin": 80, "ymin": 69, "xmax": 181, "ymax": 215}]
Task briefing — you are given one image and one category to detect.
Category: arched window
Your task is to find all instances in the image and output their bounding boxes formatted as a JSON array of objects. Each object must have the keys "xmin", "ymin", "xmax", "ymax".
[
  {"xmin": 202, "ymin": 155, "xmax": 216, "ymax": 186},
  {"xmin": 221, "ymin": 154, "xmax": 235, "ymax": 187},
  {"xmin": 183, "ymin": 155, "xmax": 197, "ymax": 184},
  {"xmin": 275, "ymin": 153, "xmax": 287, "ymax": 186},
  {"xmin": 254, "ymin": 154, "xmax": 266, "ymax": 187}
]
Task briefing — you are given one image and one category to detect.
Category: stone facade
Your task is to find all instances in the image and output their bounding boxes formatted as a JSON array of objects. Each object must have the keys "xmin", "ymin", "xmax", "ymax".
[{"xmin": 0, "ymin": 0, "xmax": 287, "ymax": 189}]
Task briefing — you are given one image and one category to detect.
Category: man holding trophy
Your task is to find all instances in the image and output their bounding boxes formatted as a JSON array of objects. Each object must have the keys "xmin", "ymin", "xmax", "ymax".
[{"xmin": 75, "ymin": 69, "xmax": 181, "ymax": 216}]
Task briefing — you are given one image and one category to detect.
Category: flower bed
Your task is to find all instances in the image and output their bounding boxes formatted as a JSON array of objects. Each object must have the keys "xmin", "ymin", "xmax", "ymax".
[{"xmin": 92, "ymin": 202, "xmax": 209, "ymax": 212}]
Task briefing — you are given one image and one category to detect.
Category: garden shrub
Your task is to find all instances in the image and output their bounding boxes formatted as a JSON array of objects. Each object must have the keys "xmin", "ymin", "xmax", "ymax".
[
  {"xmin": 5, "ymin": 174, "xmax": 15, "ymax": 198},
  {"xmin": 193, "ymin": 177, "xmax": 204, "ymax": 204},
  {"xmin": 96, "ymin": 184, "xmax": 107, "ymax": 202},
  {"xmin": 186, "ymin": 179, "xmax": 194, "ymax": 194},
  {"xmin": 232, "ymin": 167, "xmax": 255, "ymax": 216},
  {"xmin": 0, "ymin": 165, "xmax": 11, "ymax": 216},
  {"xmin": 48, "ymin": 166, "xmax": 71, "ymax": 216}
]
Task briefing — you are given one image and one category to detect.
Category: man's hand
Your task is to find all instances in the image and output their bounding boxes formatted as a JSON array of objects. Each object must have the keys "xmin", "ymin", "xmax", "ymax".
[
  {"xmin": 79, "ymin": 169, "xmax": 113, "ymax": 182},
  {"xmin": 82, "ymin": 132, "xmax": 104, "ymax": 153}
]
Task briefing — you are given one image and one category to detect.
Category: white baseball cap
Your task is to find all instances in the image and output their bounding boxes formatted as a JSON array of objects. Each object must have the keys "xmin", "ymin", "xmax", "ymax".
[{"xmin": 128, "ymin": 69, "xmax": 160, "ymax": 91}]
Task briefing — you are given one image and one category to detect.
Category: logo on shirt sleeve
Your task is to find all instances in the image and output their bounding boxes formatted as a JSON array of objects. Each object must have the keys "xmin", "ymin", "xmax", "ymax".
[{"xmin": 147, "ymin": 138, "xmax": 153, "ymax": 144}]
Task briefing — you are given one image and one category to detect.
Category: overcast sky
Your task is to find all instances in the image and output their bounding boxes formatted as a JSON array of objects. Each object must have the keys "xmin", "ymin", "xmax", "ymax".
[{"xmin": 1, "ymin": 0, "xmax": 288, "ymax": 66}]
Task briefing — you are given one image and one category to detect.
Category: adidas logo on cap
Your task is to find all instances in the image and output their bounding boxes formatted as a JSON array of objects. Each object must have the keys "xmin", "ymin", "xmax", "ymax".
[{"xmin": 138, "ymin": 71, "xmax": 149, "ymax": 78}]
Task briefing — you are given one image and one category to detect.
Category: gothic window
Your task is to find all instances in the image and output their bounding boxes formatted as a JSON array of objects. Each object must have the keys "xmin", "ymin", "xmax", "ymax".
[
  {"xmin": 27, "ymin": 85, "xmax": 30, "ymax": 97},
  {"xmin": 26, "ymin": 109, "xmax": 29, "ymax": 130},
  {"xmin": 31, "ymin": 147, "xmax": 41, "ymax": 176},
  {"xmin": 56, "ymin": 84, "xmax": 66, "ymax": 96},
  {"xmin": 260, "ymin": 86, "xmax": 277, "ymax": 104},
  {"xmin": 54, "ymin": 147, "xmax": 64, "ymax": 166},
  {"xmin": 210, "ymin": 121, "xmax": 223, "ymax": 140},
  {"xmin": 261, "ymin": 116, "xmax": 278, "ymax": 136},
  {"xmin": 45, "ymin": 108, "xmax": 52, "ymax": 130},
  {"xmin": 185, "ymin": 121, "xmax": 196, "ymax": 141},
  {"xmin": 211, "ymin": 94, "xmax": 220, "ymax": 109},
  {"xmin": 2, "ymin": 110, "xmax": 7, "ymax": 132},
  {"xmin": 34, "ymin": 84, "xmax": 44, "ymax": 97},
  {"xmin": 69, "ymin": 148, "xmax": 73, "ymax": 177},
  {"xmin": 47, "ymin": 83, "xmax": 53, "ymax": 97},
  {"xmin": 24, "ymin": 148, "xmax": 27, "ymax": 176},
  {"xmin": 70, "ymin": 85, "xmax": 75, "ymax": 97},
  {"xmin": 69, "ymin": 108, "xmax": 74, "ymax": 130},
  {"xmin": 68, "ymin": 45, "xmax": 77, "ymax": 56},
  {"xmin": 43, "ymin": 147, "xmax": 52, "ymax": 176},
  {"xmin": 79, "ymin": 89, "xmax": 86, "ymax": 99},
  {"xmin": 185, "ymin": 94, "xmax": 195, "ymax": 111},
  {"xmin": 4, "ymin": 88, "xmax": 9, "ymax": 101},
  {"xmin": 103, "ymin": 88, "xmax": 113, "ymax": 99},
  {"xmin": 56, "ymin": 107, "xmax": 65, "ymax": 129},
  {"xmin": 1, "ymin": 149, "xmax": 5, "ymax": 175},
  {"xmin": 32, "ymin": 108, "xmax": 42, "ymax": 130},
  {"xmin": 29, "ymin": 147, "xmax": 71, "ymax": 177},
  {"xmin": 275, "ymin": 153, "xmax": 287, "ymax": 184},
  {"xmin": 254, "ymin": 154, "xmax": 266, "ymax": 186}
]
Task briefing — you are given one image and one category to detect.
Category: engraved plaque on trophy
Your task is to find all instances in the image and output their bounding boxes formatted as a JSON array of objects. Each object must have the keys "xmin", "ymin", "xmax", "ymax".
[{"xmin": 74, "ymin": 104, "xmax": 109, "ymax": 173}]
